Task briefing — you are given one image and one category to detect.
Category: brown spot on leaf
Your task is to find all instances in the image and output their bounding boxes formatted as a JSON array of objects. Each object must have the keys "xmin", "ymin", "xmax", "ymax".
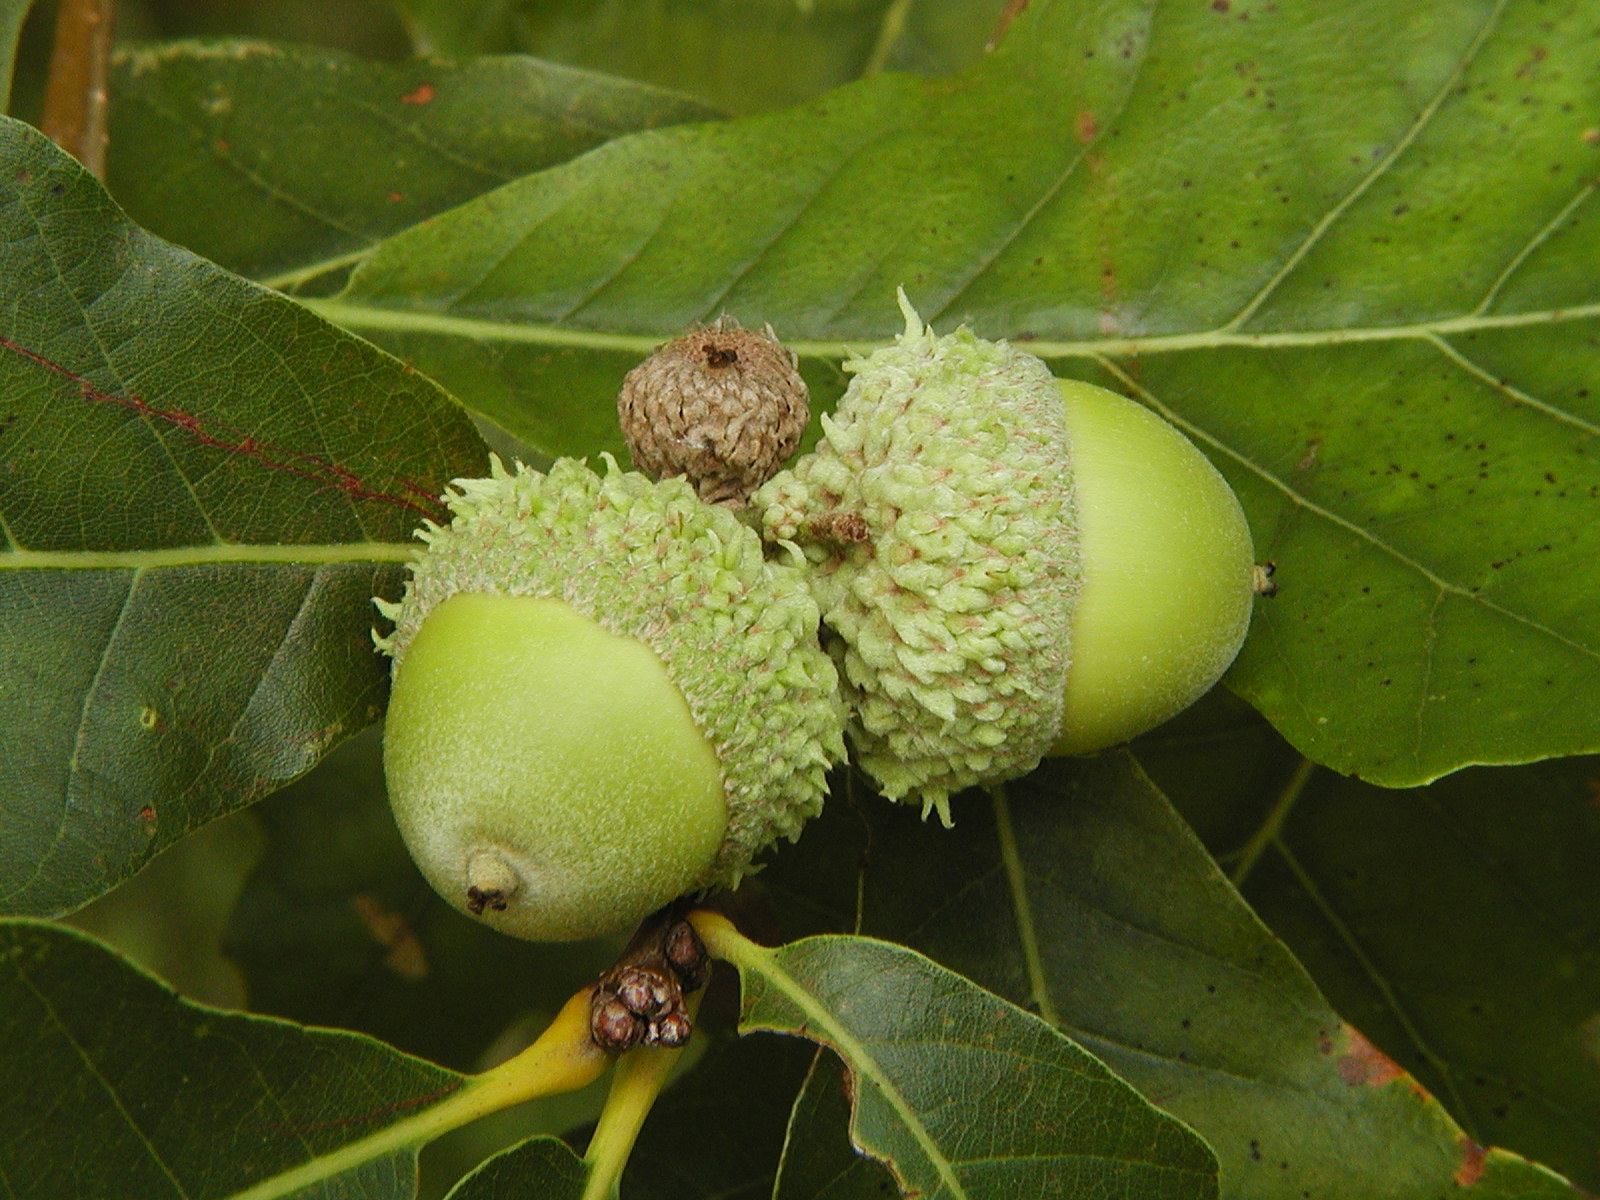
[
  {"xmin": 352, "ymin": 893, "xmax": 429, "ymax": 981},
  {"xmin": 991, "ymin": 0, "xmax": 1030, "ymax": 45},
  {"xmin": 1454, "ymin": 1138, "xmax": 1487, "ymax": 1186},
  {"xmin": 0, "ymin": 337, "xmax": 443, "ymax": 518},
  {"xmin": 400, "ymin": 82, "xmax": 435, "ymax": 105},
  {"xmin": 1075, "ymin": 111, "xmax": 1099, "ymax": 142},
  {"xmin": 1514, "ymin": 46, "xmax": 1548, "ymax": 78},
  {"xmin": 1334, "ymin": 1024, "xmax": 1404, "ymax": 1086}
]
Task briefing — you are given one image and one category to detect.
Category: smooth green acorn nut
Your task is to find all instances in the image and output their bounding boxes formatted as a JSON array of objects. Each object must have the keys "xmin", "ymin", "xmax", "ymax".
[
  {"xmin": 1051, "ymin": 378, "xmax": 1254, "ymax": 754},
  {"xmin": 384, "ymin": 594, "xmax": 727, "ymax": 940},
  {"xmin": 755, "ymin": 293, "xmax": 1255, "ymax": 819},
  {"xmin": 377, "ymin": 458, "xmax": 844, "ymax": 942}
]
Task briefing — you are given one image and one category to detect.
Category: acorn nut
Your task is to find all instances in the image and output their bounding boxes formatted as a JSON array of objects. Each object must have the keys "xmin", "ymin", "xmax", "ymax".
[
  {"xmin": 376, "ymin": 457, "xmax": 845, "ymax": 942},
  {"xmin": 755, "ymin": 291, "xmax": 1257, "ymax": 821}
]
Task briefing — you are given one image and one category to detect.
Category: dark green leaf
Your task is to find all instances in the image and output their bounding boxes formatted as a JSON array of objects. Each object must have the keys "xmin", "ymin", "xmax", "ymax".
[
  {"xmin": 0, "ymin": 116, "xmax": 486, "ymax": 916},
  {"xmin": 755, "ymin": 754, "xmax": 1586, "ymax": 1199},
  {"xmin": 0, "ymin": 0, "xmax": 29, "ymax": 109},
  {"xmin": 314, "ymin": 0, "xmax": 1600, "ymax": 785},
  {"xmin": 107, "ymin": 40, "xmax": 720, "ymax": 285},
  {"xmin": 441, "ymin": 1136, "xmax": 587, "ymax": 1200},
  {"xmin": 394, "ymin": 0, "xmax": 1007, "ymax": 115},
  {"xmin": 226, "ymin": 727, "xmax": 622, "ymax": 1071},
  {"xmin": 0, "ymin": 918, "xmax": 461, "ymax": 1199},
  {"xmin": 773, "ymin": 1051, "xmax": 901, "ymax": 1200},
  {"xmin": 712, "ymin": 926, "xmax": 1220, "ymax": 1200},
  {"xmin": 619, "ymin": 1027, "xmax": 820, "ymax": 1200},
  {"xmin": 1136, "ymin": 714, "xmax": 1600, "ymax": 1192}
]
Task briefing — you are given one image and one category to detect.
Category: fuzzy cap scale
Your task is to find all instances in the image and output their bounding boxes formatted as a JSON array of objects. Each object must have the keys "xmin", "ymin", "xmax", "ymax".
[
  {"xmin": 377, "ymin": 456, "xmax": 845, "ymax": 885},
  {"xmin": 755, "ymin": 292, "xmax": 1078, "ymax": 821}
]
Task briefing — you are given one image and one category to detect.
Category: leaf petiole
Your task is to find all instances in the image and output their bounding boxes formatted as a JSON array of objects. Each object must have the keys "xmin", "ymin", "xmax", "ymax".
[
  {"xmin": 225, "ymin": 987, "xmax": 610, "ymax": 1200},
  {"xmin": 579, "ymin": 997, "xmax": 699, "ymax": 1200}
]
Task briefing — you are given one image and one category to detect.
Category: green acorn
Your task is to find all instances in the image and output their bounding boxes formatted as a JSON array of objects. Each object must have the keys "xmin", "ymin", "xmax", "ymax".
[
  {"xmin": 755, "ymin": 292, "xmax": 1256, "ymax": 821},
  {"xmin": 376, "ymin": 457, "xmax": 845, "ymax": 941}
]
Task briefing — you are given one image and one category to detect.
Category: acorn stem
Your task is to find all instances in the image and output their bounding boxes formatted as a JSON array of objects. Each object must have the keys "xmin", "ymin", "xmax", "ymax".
[{"xmin": 581, "ymin": 993, "xmax": 702, "ymax": 1200}]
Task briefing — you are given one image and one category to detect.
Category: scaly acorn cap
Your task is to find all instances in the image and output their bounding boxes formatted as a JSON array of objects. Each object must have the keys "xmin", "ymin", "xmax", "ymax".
[
  {"xmin": 754, "ymin": 291, "xmax": 1079, "ymax": 823},
  {"xmin": 376, "ymin": 456, "xmax": 845, "ymax": 940},
  {"xmin": 618, "ymin": 318, "xmax": 809, "ymax": 507}
]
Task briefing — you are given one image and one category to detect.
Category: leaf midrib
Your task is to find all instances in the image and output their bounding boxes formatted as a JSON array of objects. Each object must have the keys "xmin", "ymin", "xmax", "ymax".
[
  {"xmin": 0, "ymin": 543, "xmax": 415, "ymax": 569},
  {"xmin": 743, "ymin": 941, "xmax": 970, "ymax": 1200},
  {"xmin": 302, "ymin": 296, "xmax": 1600, "ymax": 361}
]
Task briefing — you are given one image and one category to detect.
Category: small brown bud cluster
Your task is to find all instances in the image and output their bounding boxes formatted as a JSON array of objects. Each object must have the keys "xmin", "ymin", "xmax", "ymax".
[
  {"xmin": 618, "ymin": 318, "xmax": 809, "ymax": 507},
  {"xmin": 589, "ymin": 917, "xmax": 710, "ymax": 1052}
]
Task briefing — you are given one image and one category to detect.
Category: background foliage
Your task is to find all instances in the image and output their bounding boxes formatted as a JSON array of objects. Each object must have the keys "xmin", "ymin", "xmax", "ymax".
[{"xmin": 1, "ymin": 1, "xmax": 1597, "ymax": 1197}]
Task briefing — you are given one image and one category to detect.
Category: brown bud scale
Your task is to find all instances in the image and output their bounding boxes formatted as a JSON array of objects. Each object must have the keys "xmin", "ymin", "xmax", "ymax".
[
  {"xmin": 614, "ymin": 966, "xmax": 673, "ymax": 1019},
  {"xmin": 649, "ymin": 1010, "xmax": 693, "ymax": 1048},
  {"xmin": 592, "ymin": 997, "xmax": 645, "ymax": 1051},
  {"xmin": 662, "ymin": 920, "xmax": 709, "ymax": 991}
]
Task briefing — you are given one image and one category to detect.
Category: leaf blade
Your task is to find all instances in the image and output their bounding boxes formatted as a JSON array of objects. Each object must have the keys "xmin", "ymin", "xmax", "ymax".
[
  {"xmin": 750, "ymin": 750, "xmax": 1591, "ymax": 1199},
  {"xmin": 0, "ymin": 116, "xmax": 486, "ymax": 915},
  {"xmin": 313, "ymin": 0, "xmax": 1600, "ymax": 784},
  {"xmin": 1135, "ymin": 712, "xmax": 1600, "ymax": 1191},
  {"xmin": 0, "ymin": 918, "xmax": 462, "ymax": 1200},
  {"xmin": 106, "ymin": 39, "xmax": 721, "ymax": 284},
  {"xmin": 708, "ymin": 923, "xmax": 1220, "ymax": 1200}
]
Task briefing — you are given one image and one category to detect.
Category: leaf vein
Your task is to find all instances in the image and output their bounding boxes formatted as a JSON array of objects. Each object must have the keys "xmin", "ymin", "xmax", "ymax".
[
  {"xmin": 0, "ymin": 543, "xmax": 414, "ymax": 568},
  {"xmin": 693, "ymin": 125, "xmax": 907, "ymax": 324},
  {"xmin": 301, "ymin": 295, "xmax": 1600, "ymax": 360},
  {"xmin": 122, "ymin": 90, "xmax": 372, "ymax": 243},
  {"xmin": 1221, "ymin": 0, "xmax": 1511, "ymax": 331},
  {"xmin": 1426, "ymin": 332, "xmax": 1600, "ymax": 438},
  {"xmin": 1093, "ymin": 355, "xmax": 1600, "ymax": 667},
  {"xmin": 9, "ymin": 957, "xmax": 192, "ymax": 1198},
  {"xmin": 989, "ymin": 785, "xmax": 1060, "ymax": 1028},
  {"xmin": 1270, "ymin": 839, "xmax": 1477, "ymax": 1130},
  {"xmin": 1475, "ymin": 176, "xmax": 1600, "ymax": 315},
  {"xmin": 928, "ymin": 31, "xmax": 1151, "ymax": 325}
]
